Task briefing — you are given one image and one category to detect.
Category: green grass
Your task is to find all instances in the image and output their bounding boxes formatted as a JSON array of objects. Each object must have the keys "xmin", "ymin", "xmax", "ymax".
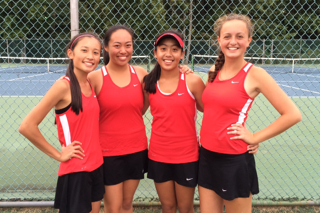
[{"xmin": 0, "ymin": 76, "xmax": 319, "ymax": 202}]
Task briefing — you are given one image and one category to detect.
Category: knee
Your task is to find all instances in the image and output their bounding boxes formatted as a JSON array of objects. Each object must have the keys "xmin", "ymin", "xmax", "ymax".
[
  {"xmin": 177, "ymin": 203, "xmax": 194, "ymax": 213},
  {"xmin": 161, "ymin": 202, "xmax": 177, "ymax": 213},
  {"xmin": 104, "ymin": 204, "xmax": 121, "ymax": 213},
  {"xmin": 122, "ymin": 199, "xmax": 133, "ymax": 211}
]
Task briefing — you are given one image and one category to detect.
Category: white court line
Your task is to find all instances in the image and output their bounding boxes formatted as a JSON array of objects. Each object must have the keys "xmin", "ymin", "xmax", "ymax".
[
  {"xmin": 6, "ymin": 70, "xmax": 65, "ymax": 82},
  {"xmin": 291, "ymin": 96, "xmax": 318, "ymax": 98},
  {"xmin": 7, "ymin": 73, "xmax": 52, "ymax": 81},
  {"xmin": 277, "ymin": 81, "xmax": 319, "ymax": 82},
  {"xmin": 278, "ymin": 84, "xmax": 320, "ymax": 95},
  {"xmin": 294, "ymin": 73, "xmax": 320, "ymax": 79},
  {"xmin": 1, "ymin": 96, "xmax": 44, "ymax": 97},
  {"xmin": 0, "ymin": 80, "xmax": 55, "ymax": 82}
]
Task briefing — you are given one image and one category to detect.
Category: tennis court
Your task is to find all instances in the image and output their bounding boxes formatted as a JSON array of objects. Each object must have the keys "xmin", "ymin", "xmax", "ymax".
[{"xmin": 0, "ymin": 59, "xmax": 319, "ymax": 202}]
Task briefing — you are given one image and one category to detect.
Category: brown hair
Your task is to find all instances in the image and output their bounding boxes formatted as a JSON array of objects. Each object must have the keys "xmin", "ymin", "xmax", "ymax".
[{"xmin": 208, "ymin": 13, "xmax": 254, "ymax": 82}]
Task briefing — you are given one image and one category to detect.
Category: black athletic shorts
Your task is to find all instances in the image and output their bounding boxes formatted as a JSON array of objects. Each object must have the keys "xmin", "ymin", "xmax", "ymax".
[
  {"xmin": 198, "ymin": 146, "xmax": 259, "ymax": 201},
  {"xmin": 54, "ymin": 165, "xmax": 104, "ymax": 213},
  {"xmin": 147, "ymin": 159, "xmax": 198, "ymax": 187},
  {"xmin": 103, "ymin": 149, "xmax": 148, "ymax": 185}
]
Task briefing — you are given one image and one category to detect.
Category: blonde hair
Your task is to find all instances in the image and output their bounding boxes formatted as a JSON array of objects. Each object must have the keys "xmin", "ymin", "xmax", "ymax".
[{"xmin": 208, "ymin": 14, "xmax": 254, "ymax": 83}]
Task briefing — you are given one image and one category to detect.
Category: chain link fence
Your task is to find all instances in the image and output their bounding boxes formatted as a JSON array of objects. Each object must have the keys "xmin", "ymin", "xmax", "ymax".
[{"xmin": 1, "ymin": 0, "xmax": 319, "ymax": 204}]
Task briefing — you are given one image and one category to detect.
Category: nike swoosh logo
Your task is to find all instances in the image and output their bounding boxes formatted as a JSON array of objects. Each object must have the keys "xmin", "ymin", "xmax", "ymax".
[
  {"xmin": 222, "ymin": 189, "xmax": 227, "ymax": 192},
  {"xmin": 94, "ymin": 95, "xmax": 96, "ymax": 98},
  {"xmin": 231, "ymin": 81, "xmax": 239, "ymax": 84},
  {"xmin": 186, "ymin": 178, "xmax": 193, "ymax": 181},
  {"xmin": 178, "ymin": 93, "xmax": 184, "ymax": 96},
  {"xmin": 133, "ymin": 84, "xmax": 138, "ymax": 87}
]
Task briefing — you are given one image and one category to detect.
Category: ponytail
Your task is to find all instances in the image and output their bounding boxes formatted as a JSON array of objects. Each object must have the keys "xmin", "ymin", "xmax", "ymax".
[
  {"xmin": 66, "ymin": 60, "xmax": 82, "ymax": 115},
  {"xmin": 208, "ymin": 51, "xmax": 225, "ymax": 83},
  {"xmin": 143, "ymin": 62, "xmax": 161, "ymax": 94},
  {"xmin": 103, "ymin": 48, "xmax": 110, "ymax": 65}
]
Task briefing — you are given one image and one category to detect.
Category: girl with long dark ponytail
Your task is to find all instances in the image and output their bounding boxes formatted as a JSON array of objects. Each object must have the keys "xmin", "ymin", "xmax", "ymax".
[
  {"xmin": 87, "ymin": 25, "xmax": 149, "ymax": 213},
  {"xmin": 65, "ymin": 32, "xmax": 100, "ymax": 114},
  {"xmin": 19, "ymin": 33, "xmax": 104, "ymax": 213},
  {"xmin": 143, "ymin": 30, "xmax": 183, "ymax": 94},
  {"xmin": 144, "ymin": 30, "xmax": 193, "ymax": 94},
  {"xmin": 143, "ymin": 29, "xmax": 206, "ymax": 213}
]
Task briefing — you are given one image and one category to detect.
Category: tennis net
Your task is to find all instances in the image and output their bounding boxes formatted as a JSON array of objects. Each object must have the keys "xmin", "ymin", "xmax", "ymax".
[
  {"xmin": 192, "ymin": 55, "xmax": 320, "ymax": 74},
  {"xmin": 0, "ymin": 55, "xmax": 151, "ymax": 74}
]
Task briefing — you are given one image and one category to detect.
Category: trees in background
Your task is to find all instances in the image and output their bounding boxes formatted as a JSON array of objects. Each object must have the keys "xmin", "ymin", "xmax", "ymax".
[{"xmin": 0, "ymin": 0, "xmax": 319, "ymax": 40}]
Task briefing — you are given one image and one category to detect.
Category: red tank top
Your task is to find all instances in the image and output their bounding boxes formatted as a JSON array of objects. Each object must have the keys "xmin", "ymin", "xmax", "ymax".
[
  {"xmin": 148, "ymin": 73, "xmax": 199, "ymax": 163},
  {"xmin": 98, "ymin": 65, "xmax": 148, "ymax": 156},
  {"xmin": 200, "ymin": 63, "xmax": 254, "ymax": 154},
  {"xmin": 55, "ymin": 77, "xmax": 103, "ymax": 176}
]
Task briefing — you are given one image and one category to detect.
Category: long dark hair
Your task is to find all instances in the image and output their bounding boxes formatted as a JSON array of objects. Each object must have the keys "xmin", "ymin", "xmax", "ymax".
[
  {"xmin": 143, "ymin": 30, "xmax": 184, "ymax": 94},
  {"xmin": 103, "ymin": 25, "xmax": 134, "ymax": 65},
  {"xmin": 208, "ymin": 13, "xmax": 254, "ymax": 82},
  {"xmin": 66, "ymin": 32, "xmax": 101, "ymax": 115}
]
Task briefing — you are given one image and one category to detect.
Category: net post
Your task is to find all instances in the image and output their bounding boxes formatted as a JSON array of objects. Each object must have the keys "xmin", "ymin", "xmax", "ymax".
[
  {"xmin": 262, "ymin": 39, "xmax": 265, "ymax": 64},
  {"xmin": 6, "ymin": 39, "xmax": 9, "ymax": 63},
  {"xmin": 271, "ymin": 39, "xmax": 273, "ymax": 58},
  {"xmin": 47, "ymin": 58, "xmax": 50, "ymax": 73},
  {"xmin": 70, "ymin": 0, "xmax": 79, "ymax": 39},
  {"xmin": 292, "ymin": 59, "xmax": 295, "ymax": 73},
  {"xmin": 191, "ymin": 55, "xmax": 194, "ymax": 71}
]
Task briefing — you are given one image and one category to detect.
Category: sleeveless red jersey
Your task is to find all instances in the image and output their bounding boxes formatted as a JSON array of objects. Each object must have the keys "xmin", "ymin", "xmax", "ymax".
[
  {"xmin": 98, "ymin": 65, "xmax": 148, "ymax": 156},
  {"xmin": 148, "ymin": 73, "xmax": 199, "ymax": 163},
  {"xmin": 200, "ymin": 63, "xmax": 254, "ymax": 154},
  {"xmin": 55, "ymin": 77, "xmax": 103, "ymax": 176}
]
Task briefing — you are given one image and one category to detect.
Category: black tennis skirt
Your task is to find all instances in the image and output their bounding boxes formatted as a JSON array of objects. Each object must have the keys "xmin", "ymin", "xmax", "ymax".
[
  {"xmin": 148, "ymin": 159, "xmax": 199, "ymax": 187},
  {"xmin": 198, "ymin": 146, "xmax": 259, "ymax": 201},
  {"xmin": 54, "ymin": 165, "xmax": 105, "ymax": 213},
  {"xmin": 102, "ymin": 149, "xmax": 148, "ymax": 185}
]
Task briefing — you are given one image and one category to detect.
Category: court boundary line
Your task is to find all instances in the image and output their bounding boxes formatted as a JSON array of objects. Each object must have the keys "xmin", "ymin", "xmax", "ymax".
[
  {"xmin": 277, "ymin": 81, "xmax": 319, "ymax": 82},
  {"xmin": 278, "ymin": 84, "xmax": 320, "ymax": 95},
  {"xmin": 7, "ymin": 72, "xmax": 55, "ymax": 81},
  {"xmin": 1, "ymin": 96, "xmax": 44, "ymax": 97},
  {"xmin": 295, "ymin": 73, "xmax": 320, "ymax": 79},
  {"xmin": 0, "ymin": 80, "xmax": 55, "ymax": 82},
  {"xmin": 291, "ymin": 96, "xmax": 319, "ymax": 98}
]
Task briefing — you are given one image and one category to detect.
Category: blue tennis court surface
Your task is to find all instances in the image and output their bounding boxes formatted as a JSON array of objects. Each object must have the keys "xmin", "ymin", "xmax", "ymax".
[
  {"xmin": 194, "ymin": 65, "xmax": 320, "ymax": 97},
  {"xmin": 0, "ymin": 65, "xmax": 319, "ymax": 96}
]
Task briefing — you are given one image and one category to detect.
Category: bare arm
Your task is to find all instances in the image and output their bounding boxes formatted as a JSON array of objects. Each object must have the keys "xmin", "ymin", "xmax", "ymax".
[
  {"xmin": 19, "ymin": 80, "xmax": 84, "ymax": 162},
  {"xmin": 186, "ymin": 73, "xmax": 205, "ymax": 112},
  {"xmin": 228, "ymin": 66, "xmax": 302, "ymax": 145},
  {"xmin": 134, "ymin": 66, "xmax": 150, "ymax": 115},
  {"xmin": 88, "ymin": 69, "xmax": 103, "ymax": 96}
]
